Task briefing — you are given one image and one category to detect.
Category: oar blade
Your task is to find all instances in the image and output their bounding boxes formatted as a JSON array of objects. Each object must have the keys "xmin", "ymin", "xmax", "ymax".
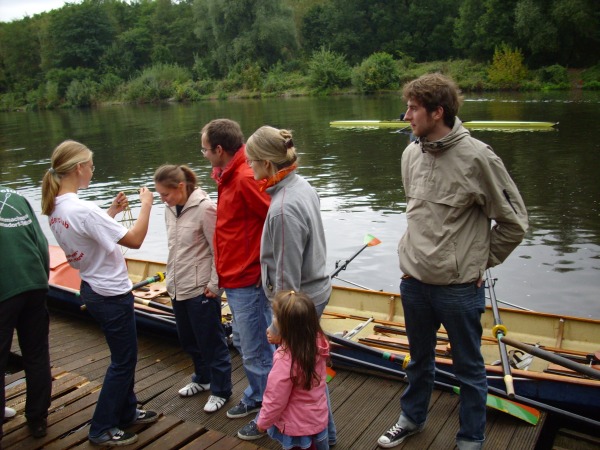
[
  {"xmin": 364, "ymin": 234, "xmax": 381, "ymax": 247},
  {"xmin": 453, "ymin": 386, "xmax": 540, "ymax": 425},
  {"xmin": 326, "ymin": 367, "xmax": 336, "ymax": 383}
]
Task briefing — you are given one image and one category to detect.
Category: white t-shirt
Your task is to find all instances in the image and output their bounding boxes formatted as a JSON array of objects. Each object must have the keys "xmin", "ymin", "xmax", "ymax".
[{"xmin": 49, "ymin": 193, "xmax": 132, "ymax": 296}]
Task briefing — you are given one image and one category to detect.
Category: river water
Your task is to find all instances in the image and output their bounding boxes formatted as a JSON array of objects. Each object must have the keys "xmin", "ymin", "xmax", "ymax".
[{"xmin": 1, "ymin": 91, "xmax": 599, "ymax": 318}]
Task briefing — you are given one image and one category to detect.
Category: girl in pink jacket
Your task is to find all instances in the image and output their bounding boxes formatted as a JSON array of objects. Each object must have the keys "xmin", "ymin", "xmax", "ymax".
[{"xmin": 256, "ymin": 291, "xmax": 330, "ymax": 450}]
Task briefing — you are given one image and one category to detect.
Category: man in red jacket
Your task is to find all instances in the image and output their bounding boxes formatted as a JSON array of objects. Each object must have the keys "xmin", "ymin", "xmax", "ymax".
[{"xmin": 201, "ymin": 119, "xmax": 274, "ymax": 440}]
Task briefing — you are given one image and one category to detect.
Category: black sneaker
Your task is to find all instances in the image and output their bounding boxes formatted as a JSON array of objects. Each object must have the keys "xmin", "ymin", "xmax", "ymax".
[
  {"xmin": 226, "ymin": 401, "xmax": 262, "ymax": 419},
  {"xmin": 377, "ymin": 423, "xmax": 420, "ymax": 448},
  {"xmin": 27, "ymin": 418, "xmax": 47, "ymax": 438},
  {"xmin": 133, "ymin": 410, "xmax": 159, "ymax": 424},
  {"xmin": 89, "ymin": 429, "xmax": 138, "ymax": 446},
  {"xmin": 237, "ymin": 420, "xmax": 266, "ymax": 441}
]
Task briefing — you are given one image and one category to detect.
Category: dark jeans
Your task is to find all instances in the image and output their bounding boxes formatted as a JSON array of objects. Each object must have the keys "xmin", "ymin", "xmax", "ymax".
[
  {"xmin": 399, "ymin": 277, "xmax": 487, "ymax": 444},
  {"xmin": 171, "ymin": 294, "xmax": 232, "ymax": 399},
  {"xmin": 0, "ymin": 290, "xmax": 52, "ymax": 439},
  {"xmin": 80, "ymin": 281, "xmax": 138, "ymax": 438}
]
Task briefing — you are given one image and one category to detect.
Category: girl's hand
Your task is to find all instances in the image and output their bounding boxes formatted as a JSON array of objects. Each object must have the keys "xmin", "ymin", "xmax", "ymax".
[
  {"xmin": 139, "ymin": 186, "xmax": 154, "ymax": 206},
  {"xmin": 266, "ymin": 327, "xmax": 281, "ymax": 345},
  {"xmin": 107, "ymin": 191, "xmax": 128, "ymax": 218},
  {"xmin": 256, "ymin": 424, "xmax": 265, "ymax": 433}
]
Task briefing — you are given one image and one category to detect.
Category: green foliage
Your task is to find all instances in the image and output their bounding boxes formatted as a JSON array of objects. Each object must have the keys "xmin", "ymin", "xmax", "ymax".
[
  {"xmin": 122, "ymin": 64, "xmax": 191, "ymax": 102},
  {"xmin": 307, "ymin": 47, "xmax": 351, "ymax": 91},
  {"xmin": 488, "ymin": 45, "xmax": 528, "ymax": 89},
  {"xmin": 351, "ymin": 52, "xmax": 399, "ymax": 93},
  {"xmin": 45, "ymin": 68, "xmax": 96, "ymax": 97},
  {"xmin": 97, "ymin": 74, "xmax": 123, "ymax": 98},
  {"xmin": 66, "ymin": 79, "xmax": 97, "ymax": 107},
  {"xmin": 44, "ymin": 1, "xmax": 115, "ymax": 70},
  {"xmin": 173, "ymin": 81, "xmax": 203, "ymax": 102},
  {"xmin": 581, "ymin": 64, "xmax": 600, "ymax": 90},
  {"xmin": 537, "ymin": 64, "xmax": 569, "ymax": 88}
]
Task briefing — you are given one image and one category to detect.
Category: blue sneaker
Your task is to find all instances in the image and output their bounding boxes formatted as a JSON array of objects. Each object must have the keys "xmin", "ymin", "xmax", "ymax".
[
  {"xmin": 237, "ymin": 420, "xmax": 266, "ymax": 441},
  {"xmin": 226, "ymin": 400, "xmax": 261, "ymax": 419}
]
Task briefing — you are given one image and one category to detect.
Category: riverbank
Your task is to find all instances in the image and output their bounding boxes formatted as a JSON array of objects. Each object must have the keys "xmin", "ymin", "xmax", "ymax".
[{"xmin": 2, "ymin": 58, "xmax": 599, "ymax": 112}]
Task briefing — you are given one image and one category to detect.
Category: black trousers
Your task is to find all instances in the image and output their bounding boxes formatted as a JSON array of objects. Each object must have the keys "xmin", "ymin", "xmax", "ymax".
[{"xmin": 1, "ymin": 289, "xmax": 52, "ymax": 438}]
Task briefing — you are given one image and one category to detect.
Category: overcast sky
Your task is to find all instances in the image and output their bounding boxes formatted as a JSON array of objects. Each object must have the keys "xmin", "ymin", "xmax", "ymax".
[{"xmin": 0, "ymin": 1, "xmax": 81, "ymax": 22}]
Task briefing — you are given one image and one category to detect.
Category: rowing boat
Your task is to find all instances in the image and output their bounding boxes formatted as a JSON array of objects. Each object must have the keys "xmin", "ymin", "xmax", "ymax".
[
  {"xmin": 47, "ymin": 245, "xmax": 599, "ymax": 419},
  {"xmin": 330, "ymin": 120, "xmax": 559, "ymax": 130}
]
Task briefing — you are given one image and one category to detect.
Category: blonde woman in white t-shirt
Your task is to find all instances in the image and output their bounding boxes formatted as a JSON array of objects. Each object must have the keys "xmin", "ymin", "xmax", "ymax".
[{"xmin": 41, "ymin": 139, "xmax": 157, "ymax": 447}]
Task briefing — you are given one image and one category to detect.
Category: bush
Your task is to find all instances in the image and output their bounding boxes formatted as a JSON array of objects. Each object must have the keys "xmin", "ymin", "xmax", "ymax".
[
  {"xmin": 227, "ymin": 62, "xmax": 263, "ymax": 92},
  {"xmin": 307, "ymin": 47, "xmax": 351, "ymax": 91},
  {"xmin": 488, "ymin": 45, "xmax": 528, "ymax": 89},
  {"xmin": 537, "ymin": 64, "xmax": 569, "ymax": 84},
  {"xmin": 122, "ymin": 64, "xmax": 191, "ymax": 102},
  {"xmin": 97, "ymin": 73, "xmax": 123, "ymax": 98},
  {"xmin": 45, "ymin": 68, "xmax": 96, "ymax": 97},
  {"xmin": 173, "ymin": 80, "xmax": 202, "ymax": 102},
  {"xmin": 66, "ymin": 79, "xmax": 97, "ymax": 107},
  {"xmin": 352, "ymin": 52, "xmax": 399, "ymax": 93}
]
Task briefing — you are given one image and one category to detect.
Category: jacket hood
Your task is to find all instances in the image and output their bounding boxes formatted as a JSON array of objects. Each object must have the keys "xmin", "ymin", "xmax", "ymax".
[{"xmin": 418, "ymin": 117, "xmax": 470, "ymax": 154}]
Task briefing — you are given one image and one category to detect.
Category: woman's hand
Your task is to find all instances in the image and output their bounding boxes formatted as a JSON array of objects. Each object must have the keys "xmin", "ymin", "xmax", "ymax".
[{"xmin": 107, "ymin": 191, "xmax": 129, "ymax": 218}]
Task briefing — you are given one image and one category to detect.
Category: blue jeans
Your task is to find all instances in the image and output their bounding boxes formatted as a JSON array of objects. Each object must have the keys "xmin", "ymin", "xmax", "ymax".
[
  {"xmin": 399, "ymin": 277, "xmax": 487, "ymax": 445},
  {"xmin": 171, "ymin": 294, "xmax": 232, "ymax": 399},
  {"xmin": 315, "ymin": 302, "xmax": 337, "ymax": 445},
  {"xmin": 81, "ymin": 281, "xmax": 138, "ymax": 438},
  {"xmin": 225, "ymin": 285, "xmax": 274, "ymax": 406}
]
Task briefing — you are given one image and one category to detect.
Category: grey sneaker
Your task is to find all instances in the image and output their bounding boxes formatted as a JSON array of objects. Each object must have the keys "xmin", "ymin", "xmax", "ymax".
[
  {"xmin": 237, "ymin": 420, "xmax": 266, "ymax": 441},
  {"xmin": 377, "ymin": 423, "xmax": 420, "ymax": 448},
  {"xmin": 226, "ymin": 400, "xmax": 262, "ymax": 419}
]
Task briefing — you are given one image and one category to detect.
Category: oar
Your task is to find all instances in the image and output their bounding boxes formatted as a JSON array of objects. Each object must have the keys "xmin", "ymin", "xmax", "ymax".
[
  {"xmin": 79, "ymin": 272, "xmax": 166, "ymax": 311},
  {"xmin": 328, "ymin": 350, "xmax": 540, "ymax": 426},
  {"xmin": 328, "ymin": 333, "xmax": 600, "ymax": 428},
  {"xmin": 499, "ymin": 336, "xmax": 600, "ymax": 381},
  {"xmin": 330, "ymin": 234, "xmax": 381, "ymax": 278},
  {"xmin": 487, "ymin": 269, "xmax": 515, "ymax": 398}
]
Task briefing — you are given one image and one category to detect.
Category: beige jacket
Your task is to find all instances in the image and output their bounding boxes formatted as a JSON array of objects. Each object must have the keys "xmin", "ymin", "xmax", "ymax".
[
  {"xmin": 165, "ymin": 188, "xmax": 221, "ymax": 300},
  {"xmin": 398, "ymin": 118, "xmax": 528, "ymax": 285}
]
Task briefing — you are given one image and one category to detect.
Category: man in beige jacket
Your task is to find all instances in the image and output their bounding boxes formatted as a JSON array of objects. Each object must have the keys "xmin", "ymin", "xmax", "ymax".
[{"xmin": 378, "ymin": 74, "xmax": 528, "ymax": 450}]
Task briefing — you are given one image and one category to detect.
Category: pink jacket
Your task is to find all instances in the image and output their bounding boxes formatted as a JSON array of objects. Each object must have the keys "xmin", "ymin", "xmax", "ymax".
[{"xmin": 257, "ymin": 334, "xmax": 330, "ymax": 436}]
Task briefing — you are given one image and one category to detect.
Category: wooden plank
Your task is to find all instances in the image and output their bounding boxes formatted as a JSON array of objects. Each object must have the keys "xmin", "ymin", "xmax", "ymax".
[{"xmin": 138, "ymin": 420, "xmax": 205, "ymax": 450}]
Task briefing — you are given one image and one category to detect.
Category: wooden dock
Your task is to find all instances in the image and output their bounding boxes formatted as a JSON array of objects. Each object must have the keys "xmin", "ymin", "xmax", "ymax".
[{"xmin": 4, "ymin": 309, "xmax": 551, "ymax": 449}]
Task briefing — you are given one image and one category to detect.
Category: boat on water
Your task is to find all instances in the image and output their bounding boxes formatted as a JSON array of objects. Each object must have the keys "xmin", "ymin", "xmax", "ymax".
[
  {"xmin": 47, "ymin": 245, "xmax": 599, "ymax": 422},
  {"xmin": 330, "ymin": 120, "xmax": 559, "ymax": 130}
]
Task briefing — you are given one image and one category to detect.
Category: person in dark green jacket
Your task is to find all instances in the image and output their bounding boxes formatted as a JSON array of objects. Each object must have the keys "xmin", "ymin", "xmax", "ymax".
[{"xmin": 0, "ymin": 186, "xmax": 52, "ymax": 440}]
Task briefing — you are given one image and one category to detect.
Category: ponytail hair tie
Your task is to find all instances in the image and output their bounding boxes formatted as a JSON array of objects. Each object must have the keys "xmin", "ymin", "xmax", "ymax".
[
  {"xmin": 48, "ymin": 168, "xmax": 56, "ymax": 174},
  {"xmin": 284, "ymin": 138, "xmax": 294, "ymax": 149}
]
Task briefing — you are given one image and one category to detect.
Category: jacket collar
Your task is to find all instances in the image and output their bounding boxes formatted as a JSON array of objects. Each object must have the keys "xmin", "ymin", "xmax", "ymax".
[
  {"xmin": 418, "ymin": 117, "xmax": 470, "ymax": 154},
  {"xmin": 211, "ymin": 145, "xmax": 246, "ymax": 185}
]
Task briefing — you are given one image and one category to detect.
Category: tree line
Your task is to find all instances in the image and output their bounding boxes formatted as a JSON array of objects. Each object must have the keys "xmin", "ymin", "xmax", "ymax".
[{"xmin": 0, "ymin": 0, "xmax": 598, "ymax": 110}]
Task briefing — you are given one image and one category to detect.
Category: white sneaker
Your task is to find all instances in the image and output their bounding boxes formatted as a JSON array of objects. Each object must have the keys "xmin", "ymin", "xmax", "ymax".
[
  {"xmin": 203, "ymin": 395, "xmax": 228, "ymax": 413},
  {"xmin": 4, "ymin": 407, "xmax": 16, "ymax": 419},
  {"xmin": 178, "ymin": 382, "xmax": 209, "ymax": 397}
]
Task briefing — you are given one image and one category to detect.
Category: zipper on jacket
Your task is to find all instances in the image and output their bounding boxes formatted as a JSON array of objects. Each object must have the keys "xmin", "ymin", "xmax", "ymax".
[{"xmin": 503, "ymin": 189, "xmax": 518, "ymax": 214}]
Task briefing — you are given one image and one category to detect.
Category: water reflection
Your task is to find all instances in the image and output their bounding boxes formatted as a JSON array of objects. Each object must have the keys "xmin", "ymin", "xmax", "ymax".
[{"xmin": 1, "ymin": 92, "xmax": 599, "ymax": 318}]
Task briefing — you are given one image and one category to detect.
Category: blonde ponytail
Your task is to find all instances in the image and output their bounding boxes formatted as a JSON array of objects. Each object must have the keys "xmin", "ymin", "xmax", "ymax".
[{"xmin": 41, "ymin": 140, "xmax": 93, "ymax": 215}]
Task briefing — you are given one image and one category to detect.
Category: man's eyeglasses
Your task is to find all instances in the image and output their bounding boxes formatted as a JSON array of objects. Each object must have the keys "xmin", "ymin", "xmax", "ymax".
[{"xmin": 201, "ymin": 147, "xmax": 214, "ymax": 155}]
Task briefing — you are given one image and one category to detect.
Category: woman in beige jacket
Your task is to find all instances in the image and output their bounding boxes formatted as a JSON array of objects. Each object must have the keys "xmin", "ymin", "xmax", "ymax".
[{"xmin": 154, "ymin": 165, "xmax": 232, "ymax": 413}]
